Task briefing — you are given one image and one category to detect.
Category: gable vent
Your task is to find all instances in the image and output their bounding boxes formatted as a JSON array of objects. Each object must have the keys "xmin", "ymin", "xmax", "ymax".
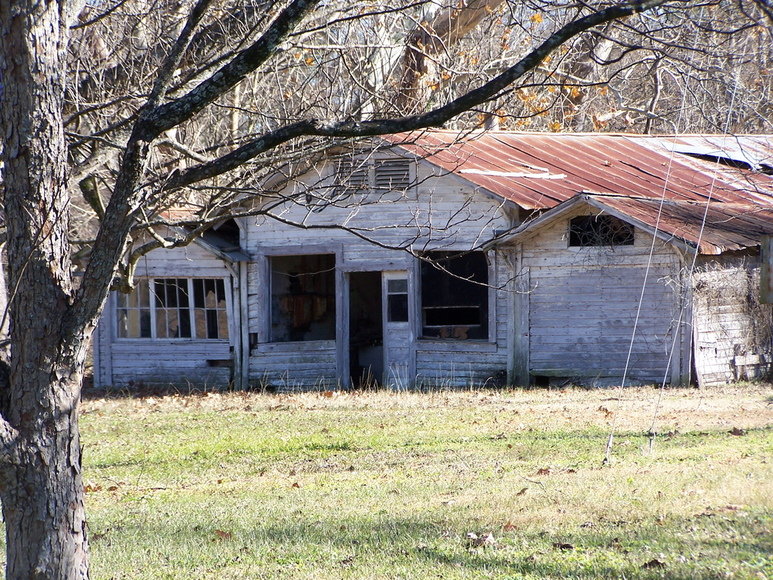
[
  {"xmin": 374, "ymin": 159, "xmax": 411, "ymax": 191},
  {"xmin": 335, "ymin": 159, "xmax": 368, "ymax": 191}
]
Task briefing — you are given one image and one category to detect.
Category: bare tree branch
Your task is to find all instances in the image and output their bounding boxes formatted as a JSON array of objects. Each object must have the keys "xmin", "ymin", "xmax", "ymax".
[
  {"xmin": 139, "ymin": 0, "xmax": 322, "ymax": 140},
  {"xmin": 163, "ymin": 0, "xmax": 669, "ymax": 190}
]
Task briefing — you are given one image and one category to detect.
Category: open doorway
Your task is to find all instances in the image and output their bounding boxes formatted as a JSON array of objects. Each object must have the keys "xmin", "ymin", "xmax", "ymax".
[{"xmin": 349, "ymin": 272, "xmax": 383, "ymax": 388}]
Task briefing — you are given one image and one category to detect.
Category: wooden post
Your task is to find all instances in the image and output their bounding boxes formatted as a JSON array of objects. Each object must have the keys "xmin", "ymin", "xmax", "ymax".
[{"xmin": 761, "ymin": 236, "xmax": 772, "ymax": 304}]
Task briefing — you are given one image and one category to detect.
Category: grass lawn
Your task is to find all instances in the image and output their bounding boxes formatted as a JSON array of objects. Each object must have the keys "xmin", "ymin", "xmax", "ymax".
[{"xmin": 4, "ymin": 385, "xmax": 773, "ymax": 578}]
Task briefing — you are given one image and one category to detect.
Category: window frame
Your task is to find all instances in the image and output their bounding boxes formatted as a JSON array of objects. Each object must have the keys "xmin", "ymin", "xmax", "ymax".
[
  {"xmin": 268, "ymin": 253, "xmax": 338, "ymax": 343},
  {"xmin": 418, "ymin": 251, "xmax": 493, "ymax": 342},
  {"xmin": 115, "ymin": 277, "xmax": 231, "ymax": 341}
]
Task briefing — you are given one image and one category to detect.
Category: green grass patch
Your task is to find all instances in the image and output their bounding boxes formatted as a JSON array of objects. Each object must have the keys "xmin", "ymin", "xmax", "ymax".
[{"xmin": 3, "ymin": 386, "xmax": 772, "ymax": 578}]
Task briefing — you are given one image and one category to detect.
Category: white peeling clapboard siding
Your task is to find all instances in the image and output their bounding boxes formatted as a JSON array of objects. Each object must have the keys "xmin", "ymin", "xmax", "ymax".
[
  {"xmin": 520, "ymin": 213, "xmax": 683, "ymax": 383},
  {"xmin": 133, "ymin": 243, "xmax": 231, "ymax": 277}
]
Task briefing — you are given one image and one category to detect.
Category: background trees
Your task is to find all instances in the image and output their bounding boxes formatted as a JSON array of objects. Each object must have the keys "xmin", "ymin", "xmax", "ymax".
[{"xmin": 0, "ymin": 0, "xmax": 769, "ymax": 577}]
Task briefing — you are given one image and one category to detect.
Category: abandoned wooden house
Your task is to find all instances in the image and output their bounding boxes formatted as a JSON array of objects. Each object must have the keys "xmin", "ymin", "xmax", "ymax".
[{"xmin": 92, "ymin": 131, "xmax": 773, "ymax": 390}]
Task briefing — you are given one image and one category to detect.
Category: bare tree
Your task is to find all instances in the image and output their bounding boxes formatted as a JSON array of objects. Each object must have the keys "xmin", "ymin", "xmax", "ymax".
[{"xmin": 0, "ymin": 0, "xmax": 767, "ymax": 577}]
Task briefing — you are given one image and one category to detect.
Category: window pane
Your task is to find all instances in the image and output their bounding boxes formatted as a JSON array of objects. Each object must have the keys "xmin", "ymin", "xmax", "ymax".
[
  {"xmin": 139, "ymin": 310, "xmax": 151, "ymax": 338},
  {"xmin": 388, "ymin": 294, "xmax": 408, "ymax": 322},
  {"xmin": 117, "ymin": 309, "xmax": 129, "ymax": 337},
  {"xmin": 138, "ymin": 281, "xmax": 150, "ymax": 307},
  {"xmin": 217, "ymin": 311, "xmax": 229, "ymax": 339},
  {"xmin": 178, "ymin": 307, "xmax": 191, "ymax": 338},
  {"xmin": 156, "ymin": 310, "xmax": 168, "ymax": 338},
  {"xmin": 193, "ymin": 279, "xmax": 205, "ymax": 307},
  {"xmin": 194, "ymin": 309, "xmax": 207, "ymax": 338},
  {"xmin": 176, "ymin": 280, "xmax": 189, "ymax": 309},
  {"xmin": 387, "ymin": 279, "xmax": 407, "ymax": 293}
]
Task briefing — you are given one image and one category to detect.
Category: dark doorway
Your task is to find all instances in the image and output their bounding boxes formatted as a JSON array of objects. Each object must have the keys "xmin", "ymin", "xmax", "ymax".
[{"xmin": 349, "ymin": 272, "xmax": 383, "ymax": 388}]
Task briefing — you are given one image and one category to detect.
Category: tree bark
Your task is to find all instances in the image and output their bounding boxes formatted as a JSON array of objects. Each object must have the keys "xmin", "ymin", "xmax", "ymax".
[{"xmin": 0, "ymin": 0, "xmax": 90, "ymax": 578}]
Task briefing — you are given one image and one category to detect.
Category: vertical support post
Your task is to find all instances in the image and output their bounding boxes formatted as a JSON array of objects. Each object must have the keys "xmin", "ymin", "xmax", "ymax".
[{"xmin": 761, "ymin": 236, "xmax": 772, "ymax": 304}]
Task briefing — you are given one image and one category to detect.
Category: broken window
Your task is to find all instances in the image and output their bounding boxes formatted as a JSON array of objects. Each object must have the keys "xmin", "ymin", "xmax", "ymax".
[
  {"xmin": 193, "ymin": 279, "xmax": 230, "ymax": 339},
  {"xmin": 421, "ymin": 252, "xmax": 489, "ymax": 340},
  {"xmin": 117, "ymin": 278, "xmax": 229, "ymax": 339},
  {"xmin": 271, "ymin": 254, "xmax": 336, "ymax": 342},
  {"xmin": 569, "ymin": 215, "xmax": 634, "ymax": 247}
]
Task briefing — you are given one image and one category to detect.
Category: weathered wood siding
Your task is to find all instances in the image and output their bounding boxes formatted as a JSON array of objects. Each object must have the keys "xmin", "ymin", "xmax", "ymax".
[
  {"xmin": 517, "ymin": 210, "xmax": 686, "ymax": 385},
  {"xmin": 93, "ymin": 241, "xmax": 236, "ymax": 388},
  {"xmin": 109, "ymin": 340, "xmax": 231, "ymax": 387},
  {"xmin": 243, "ymin": 156, "xmax": 514, "ymax": 389},
  {"xmin": 692, "ymin": 253, "xmax": 773, "ymax": 386}
]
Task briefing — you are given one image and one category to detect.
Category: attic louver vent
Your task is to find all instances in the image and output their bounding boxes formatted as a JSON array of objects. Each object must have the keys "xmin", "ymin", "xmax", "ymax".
[
  {"xmin": 375, "ymin": 159, "xmax": 411, "ymax": 191},
  {"xmin": 336, "ymin": 159, "xmax": 368, "ymax": 191}
]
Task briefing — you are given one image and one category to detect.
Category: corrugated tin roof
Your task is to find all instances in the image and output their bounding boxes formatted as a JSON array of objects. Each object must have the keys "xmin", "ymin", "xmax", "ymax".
[
  {"xmin": 502, "ymin": 194, "xmax": 773, "ymax": 255},
  {"xmin": 391, "ymin": 131, "xmax": 773, "ymax": 210},
  {"xmin": 389, "ymin": 131, "xmax": 773, "ymax": 253}
]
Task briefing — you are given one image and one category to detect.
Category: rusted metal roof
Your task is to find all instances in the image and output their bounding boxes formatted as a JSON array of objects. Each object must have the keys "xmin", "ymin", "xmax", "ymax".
[
  {"xmin": 392, "ymin": 131, "xmax": 773, "ymax": 210},
  {"xmin": 389, "ymin": 130, "xmax": 773, "ymax": 254},
  {"xmin": 588, "ymin": 196, "xmax": 773, "ymax": 254},
  {"xmin": 502, "ymin": 194, "xmax": 773, "ymax": 255}
]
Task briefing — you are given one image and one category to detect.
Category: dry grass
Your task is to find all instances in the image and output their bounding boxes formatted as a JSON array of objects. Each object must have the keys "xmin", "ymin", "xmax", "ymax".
[{"xmin": 84, "ymin": 383, "xmax": 773, "ymax": 432}]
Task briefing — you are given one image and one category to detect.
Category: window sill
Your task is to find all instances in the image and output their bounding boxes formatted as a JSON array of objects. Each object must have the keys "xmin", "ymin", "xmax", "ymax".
[
  {"xmin": 255, "ymin": 340, "xmax": 336, "ymax": 353},
  {"xmin": 114, "ymin": 338, "xmax": 230, "ymax": 343},
  {"xmin": 416, "ymin": 339, "xmax": 498, "ymax": 353}
]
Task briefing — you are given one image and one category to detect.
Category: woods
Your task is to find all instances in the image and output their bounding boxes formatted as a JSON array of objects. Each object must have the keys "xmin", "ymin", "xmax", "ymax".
[{"xmin": 0, "ymin": 0, "xmax": 770, "ymax": 577}]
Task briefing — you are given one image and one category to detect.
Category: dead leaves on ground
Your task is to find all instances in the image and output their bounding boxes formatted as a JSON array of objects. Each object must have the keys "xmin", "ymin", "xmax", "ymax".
[{"xmin": 535, "ymin": 466, "xmax": 577, "ymax": 476}]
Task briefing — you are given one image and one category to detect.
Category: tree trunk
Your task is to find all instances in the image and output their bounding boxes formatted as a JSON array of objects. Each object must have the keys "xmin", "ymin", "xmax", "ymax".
[
  {"xmin": 0, "ymin": 0, "xmax": 91, "ymax": 578},
  {"xmin": 2, "ymin": 375, "xmax": 89, "ymax": 579}
]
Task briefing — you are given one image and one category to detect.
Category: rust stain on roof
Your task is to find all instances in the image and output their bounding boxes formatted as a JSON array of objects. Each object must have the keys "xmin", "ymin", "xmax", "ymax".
[
  {"xmin": 389, "ymin": 130, "xmax": 773, "ymax": 254},
  {"xmin": 392, "ymin": 131, "xmax": 773, "ymax": 210}
]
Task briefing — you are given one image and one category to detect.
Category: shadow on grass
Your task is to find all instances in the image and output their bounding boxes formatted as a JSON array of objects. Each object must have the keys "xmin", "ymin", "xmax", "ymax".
[{"xmin": 90, "ymin": 508, "xmax": 771, "ymax": 579}]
